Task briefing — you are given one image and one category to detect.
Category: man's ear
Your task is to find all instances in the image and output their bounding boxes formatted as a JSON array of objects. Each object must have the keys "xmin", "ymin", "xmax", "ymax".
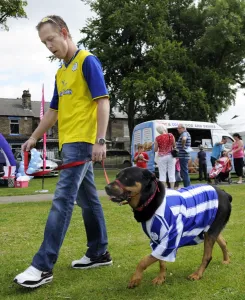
[
  {"xmin": 142, "ymin": 169, "xmax": 156, "ymax": 181},
  {"xmin": 61, "ymin": 27, "xmax": 68, "ymax": 40}
]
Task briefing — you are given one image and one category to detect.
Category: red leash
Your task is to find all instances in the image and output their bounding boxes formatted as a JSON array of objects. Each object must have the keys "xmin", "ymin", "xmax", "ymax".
[{"xmin": 24, "ymin": 151, "xmax": 111, "ymax": 184}]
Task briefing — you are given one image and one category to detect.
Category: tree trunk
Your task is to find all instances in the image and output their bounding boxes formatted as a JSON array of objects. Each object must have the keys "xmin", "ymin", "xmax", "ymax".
[{"xmin": 127, "ymin": 98, "xmax": 136, "ymax": 146}]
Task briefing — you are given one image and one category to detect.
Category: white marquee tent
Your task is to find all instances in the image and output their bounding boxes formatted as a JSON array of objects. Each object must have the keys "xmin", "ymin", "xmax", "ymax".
[{"xmin": 219, "ymin": 116, "xmax": 245, "ymax": 141}]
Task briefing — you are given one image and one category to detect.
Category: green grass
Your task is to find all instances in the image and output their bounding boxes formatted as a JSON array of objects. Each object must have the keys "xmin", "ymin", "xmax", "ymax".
[
  {"xmin": 1, "ymin": 185, "xmax": 245, "ymax": 299},
  {"xmin": 0, "ymin": 170, "xmax": 119, "ymax": 196}
]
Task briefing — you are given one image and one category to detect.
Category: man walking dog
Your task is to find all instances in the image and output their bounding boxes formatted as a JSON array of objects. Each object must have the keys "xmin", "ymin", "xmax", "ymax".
[{"xmin": 14, "ymin": 15, "xmax": 112, "ymax": 288}]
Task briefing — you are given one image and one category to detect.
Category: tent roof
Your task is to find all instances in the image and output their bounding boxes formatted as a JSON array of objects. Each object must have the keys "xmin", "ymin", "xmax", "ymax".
[{"xmin": 218, "ymin": 116, "xmax": 245, "ymax": 134}]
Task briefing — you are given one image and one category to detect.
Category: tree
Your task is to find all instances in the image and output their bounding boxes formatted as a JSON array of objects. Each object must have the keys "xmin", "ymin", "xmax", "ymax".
[
  {"xmin": 79, "ymin": 0, "xmax": 245, "ymax": 139},
  {"xmin": 79, "ymin": 0, "xmax": 178, "ymax": 137},
  {"xmin": 0, "ymin": 0, "xmax": 27, "ymax": 31}
]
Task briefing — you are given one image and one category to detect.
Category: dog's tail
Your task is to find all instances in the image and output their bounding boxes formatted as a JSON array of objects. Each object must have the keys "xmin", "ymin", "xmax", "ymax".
[
  {"xmin": 221, "ymin": 189, "xmax": 232, "ymax": 203},
  {"xmin": 227, "ymin": 193, "xmax": 232, "ymax": 203}
]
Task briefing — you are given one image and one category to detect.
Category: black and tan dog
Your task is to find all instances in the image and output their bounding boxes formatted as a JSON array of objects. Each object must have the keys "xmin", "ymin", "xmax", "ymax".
[{"xmin": 105, "ymin": 167, "xmax": 232, "ymax": 288}]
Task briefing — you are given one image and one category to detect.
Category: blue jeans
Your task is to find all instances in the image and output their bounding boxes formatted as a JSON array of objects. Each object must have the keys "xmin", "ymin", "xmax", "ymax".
[
  {"xmin": 32, "ymin": 142, "xmax": 108, "ymax": 272},
  {"xmin": 179, "ymin": 158, "xmax": 191, "ymax": 187}
]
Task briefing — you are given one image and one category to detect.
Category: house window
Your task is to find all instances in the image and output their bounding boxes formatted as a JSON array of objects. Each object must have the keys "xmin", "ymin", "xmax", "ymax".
[
  {"xmin": 124, "ymin": 124, "xmax": 129, "ymax": 137},
  {"xmin": 11, "ymin": 144, "xmax": 22, "ymax": 154},
  {"xmin": 47, "ymin": 128, "xmax": 53, "ymax": 137},
  {"xmin": 10, "ymin": 119, "xmax": 20, "ymax": 134}
]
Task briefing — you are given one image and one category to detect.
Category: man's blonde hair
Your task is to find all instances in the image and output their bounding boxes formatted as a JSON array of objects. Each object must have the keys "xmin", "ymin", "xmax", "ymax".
[{"xmin": 36, "ymin": 15, "xmax": 71, "ymax": 38}]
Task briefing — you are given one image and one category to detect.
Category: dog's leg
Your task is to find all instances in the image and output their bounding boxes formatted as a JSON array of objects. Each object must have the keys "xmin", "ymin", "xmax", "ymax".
[
  {"xmin": 152, "ymin": 260, "xmax": 167, "ymax": 285},
  {"xmin": 216, "ymin": 234, "xmax": 230, "ymax": 264},
  {"xmin": 188, "ymin": 233, "xmax": 215, "ymax": 280},
  {"xmin": 128, "ymin": 255, "xmax": 158, "ymax": 288}
]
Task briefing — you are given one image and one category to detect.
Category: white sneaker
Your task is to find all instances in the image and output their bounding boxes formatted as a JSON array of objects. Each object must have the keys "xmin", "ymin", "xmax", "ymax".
[
  {"xmin": 71, "ymin": 251, "xmax": 113, "ymax": 269},
  {"xmin": 14, "ymin": 266, "xmax": 53, "ymax": 288}
]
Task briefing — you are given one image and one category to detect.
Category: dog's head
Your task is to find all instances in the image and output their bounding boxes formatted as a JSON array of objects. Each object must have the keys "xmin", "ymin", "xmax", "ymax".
[{"xmin": 105, "ymin": 167, "xmax": 159, "ymax": 211}]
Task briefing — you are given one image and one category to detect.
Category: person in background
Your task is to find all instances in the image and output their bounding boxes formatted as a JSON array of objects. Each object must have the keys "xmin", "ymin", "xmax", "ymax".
[
  {"xmin": 176, "ymin": 124, "xmax": 191, "ymax": 187},
  {"xmin": 154, "ymin": 125, "xmax": 176, "ymax": 189},
  {"xmin": 228, "ymin": 133, "xmax": 244, "ymax": 184},
  {"xmin": 210, "ymin": 136, "xmax": 227, "ymax": 167},
  {"xmin": 167, "ymin": 158, "xmax": 182, "ymax": 189},
  {"xmin": 174, "ymin": 158, "xmax": 182, "ymax": 189},
  {"xmin": 133, "ymin": 144, "xmax": 149, "ymax": 168},
  {"xmin": 197, "ymin": 145, "xmax": 207, "ymax": 181}
]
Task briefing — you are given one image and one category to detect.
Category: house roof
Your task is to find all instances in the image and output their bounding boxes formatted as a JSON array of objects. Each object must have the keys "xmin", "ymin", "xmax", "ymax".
[{"xmin": 0, "ymin": 98, "xmax": 50, "ymax": 118}]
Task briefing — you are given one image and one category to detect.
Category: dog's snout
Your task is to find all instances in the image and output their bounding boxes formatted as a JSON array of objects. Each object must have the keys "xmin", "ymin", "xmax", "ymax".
[
  {"xmin": 105, "ymin": 182, "xmax": 117, "ymax": 194},
  {"xmin": 105, "ymin": 184, "xmax": 112, "ymax": 194}
]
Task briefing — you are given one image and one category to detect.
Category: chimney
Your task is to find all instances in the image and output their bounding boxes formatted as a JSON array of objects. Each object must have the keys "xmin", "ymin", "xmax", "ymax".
[{"xmin": 22, "ymin": 90, "xmax": 32, "ymax": 110}]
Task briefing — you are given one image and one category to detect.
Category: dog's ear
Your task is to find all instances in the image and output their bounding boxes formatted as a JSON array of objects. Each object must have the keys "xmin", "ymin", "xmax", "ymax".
[{"xmin": 142, "ymin": 169, "xmax": 156, "ymax": 181}]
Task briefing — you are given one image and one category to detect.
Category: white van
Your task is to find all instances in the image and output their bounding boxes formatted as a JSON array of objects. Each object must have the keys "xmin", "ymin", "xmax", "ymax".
[{"xmin": 131, "ymin": 120, "xmax": 234, "ymax": 174}]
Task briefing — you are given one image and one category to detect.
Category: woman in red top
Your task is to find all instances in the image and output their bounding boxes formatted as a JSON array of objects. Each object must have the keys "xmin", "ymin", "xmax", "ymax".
[
  {"xmin": 134, "ymin": 144, "xmax": 149, "ymax": 168},
  {"xmin": 154, "ymin": 125, "xmax": 176, "ymax": 188}
]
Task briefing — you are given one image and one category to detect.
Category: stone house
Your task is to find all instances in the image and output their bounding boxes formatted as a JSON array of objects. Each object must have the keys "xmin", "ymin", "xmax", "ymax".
[{"xmin": 0, "ymin": 90, "xmax": 130, "ymax": 156}]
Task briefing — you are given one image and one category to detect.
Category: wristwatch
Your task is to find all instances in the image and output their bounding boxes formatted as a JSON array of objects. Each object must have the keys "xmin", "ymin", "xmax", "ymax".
[{"xmin": 97, "ymin": 138, "xmax": 106, "ymax": 145}]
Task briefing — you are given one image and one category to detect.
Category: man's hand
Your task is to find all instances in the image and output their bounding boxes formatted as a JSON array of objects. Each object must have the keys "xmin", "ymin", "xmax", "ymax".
[
  {"xmin": 21, "ymin": 137, "xmax": 37, "ymax": 152},
  {"xmin": 92, "ymin": 144, "xmax": 106, "ymax": 162}
]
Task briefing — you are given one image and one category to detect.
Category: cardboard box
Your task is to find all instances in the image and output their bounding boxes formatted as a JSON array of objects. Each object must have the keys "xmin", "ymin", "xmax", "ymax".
[{"xmin": 15, "ymin": 181, "xmax": 29, "ymax": 188}]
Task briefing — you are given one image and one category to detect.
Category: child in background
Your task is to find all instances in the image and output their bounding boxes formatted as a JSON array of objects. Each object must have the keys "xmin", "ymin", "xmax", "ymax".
[
  {"xmin": 167, "ymin": 158, "xmax": 182, "ymax": 189},
  {"xmin": 197, "ymin": 145, "xmax": 207, "ymax": 181},
  {"xmin": 175, "ymin": 158, "xmax": 182, "ymax": 189},
  {"xmin": 133, "ymin": 144, "xmax": 149, "ymax": 169}
]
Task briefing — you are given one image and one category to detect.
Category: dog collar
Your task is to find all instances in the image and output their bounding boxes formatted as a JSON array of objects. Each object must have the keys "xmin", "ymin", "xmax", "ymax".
[{"xmin": 135, "ymin": 180, "xmax": 160, "ymax": 212}]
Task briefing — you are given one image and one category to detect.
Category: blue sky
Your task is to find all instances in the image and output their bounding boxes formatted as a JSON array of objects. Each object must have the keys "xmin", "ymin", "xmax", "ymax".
[{"xmin": 0, "ymin": 0, "xmax": 244, "ymax": 124}]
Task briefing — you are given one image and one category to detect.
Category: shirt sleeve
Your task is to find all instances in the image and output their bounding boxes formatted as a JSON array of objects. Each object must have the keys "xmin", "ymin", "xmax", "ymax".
[
  {"xmin": 182, "ymin": 132, "xmax": 188, "ymax": 138},
  {"xmin": 82, "ymin": 55, "xmax": 109, "ymax": 100},
  {"xmin": 150, "ymin": 231, "xmax": 178, "ymax": 262},
  {"xmin": 49, "ymin": 80, "xmax": 59, "ymax": 111}
]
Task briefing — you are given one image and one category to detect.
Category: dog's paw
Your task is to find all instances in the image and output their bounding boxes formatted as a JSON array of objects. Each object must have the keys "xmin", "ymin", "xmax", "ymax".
[
  {"xmin": 152, "ymin": 276, "xmax": 166, "ymax": 285},
  {"xmin": 128, "ymin": 278, "xmax": 141, "ymax": 289},
  {"xmin": 222, "ymin": 259, "xmax": 230, "ymax": 265},
  {"xmin": 188, "ymin": 272, "xmax": 202, "ymax": 281}
]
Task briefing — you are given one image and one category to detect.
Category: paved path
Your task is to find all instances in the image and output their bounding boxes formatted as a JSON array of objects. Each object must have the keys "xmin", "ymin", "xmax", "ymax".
[{"xmin": 0, "ymin": 190, "xmax": 107, "ymax": 204}]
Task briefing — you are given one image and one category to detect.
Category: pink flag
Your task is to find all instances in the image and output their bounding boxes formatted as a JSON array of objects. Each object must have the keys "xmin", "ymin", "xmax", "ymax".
[{"xmin": 41, "ymin": 84, "xmax": 47, "ymax": 169}]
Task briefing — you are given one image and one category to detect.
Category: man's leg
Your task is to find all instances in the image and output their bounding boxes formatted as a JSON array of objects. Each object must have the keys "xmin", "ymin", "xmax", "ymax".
[
  {"xmin": 14, "ymin": 143, "xmax": 91, "ymax": 287},
  {"xmin": 180, "ymin": 158, "xmax": 190, "ymax": 187},
  {"xmin": 203, "ymin": 163, "xmax": 207, "ymax": 180},
  {"xmin": 72, "ymin": 162, "xmax": 112, "ymax": 269},
  {"xmin": 77, "ymin": 162, "xmax": 108, "ymax": 258},
  {"xmin": 199, "ymin": 162, "xmax": 203, "ymax": 180}
]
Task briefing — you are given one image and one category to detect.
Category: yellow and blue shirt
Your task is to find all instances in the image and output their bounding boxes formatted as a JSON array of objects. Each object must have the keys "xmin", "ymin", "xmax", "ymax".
[{"xmin": 50, "ymin": 50, "xmax": 109, "ymax": 149}]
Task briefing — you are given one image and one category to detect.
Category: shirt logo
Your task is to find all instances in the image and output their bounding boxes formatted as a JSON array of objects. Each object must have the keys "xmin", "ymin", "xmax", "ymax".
[
  {"xmin": 60, "ymin": 80, "xmax": 72, "ymax": 96},
  {"xmin": 62, "ymin": 80, "xmax": 68, "ymax": 87},
  {"xmin": 59, "ymin": 89, "xmax": 72, "ymax": 97},
  {"xmin": 72, "ymin": 62, "xmax": 78, "ymax": 71},
  {"xmin": 151, "ymin": 232, "xmax": 159, "ymax": 241}
]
